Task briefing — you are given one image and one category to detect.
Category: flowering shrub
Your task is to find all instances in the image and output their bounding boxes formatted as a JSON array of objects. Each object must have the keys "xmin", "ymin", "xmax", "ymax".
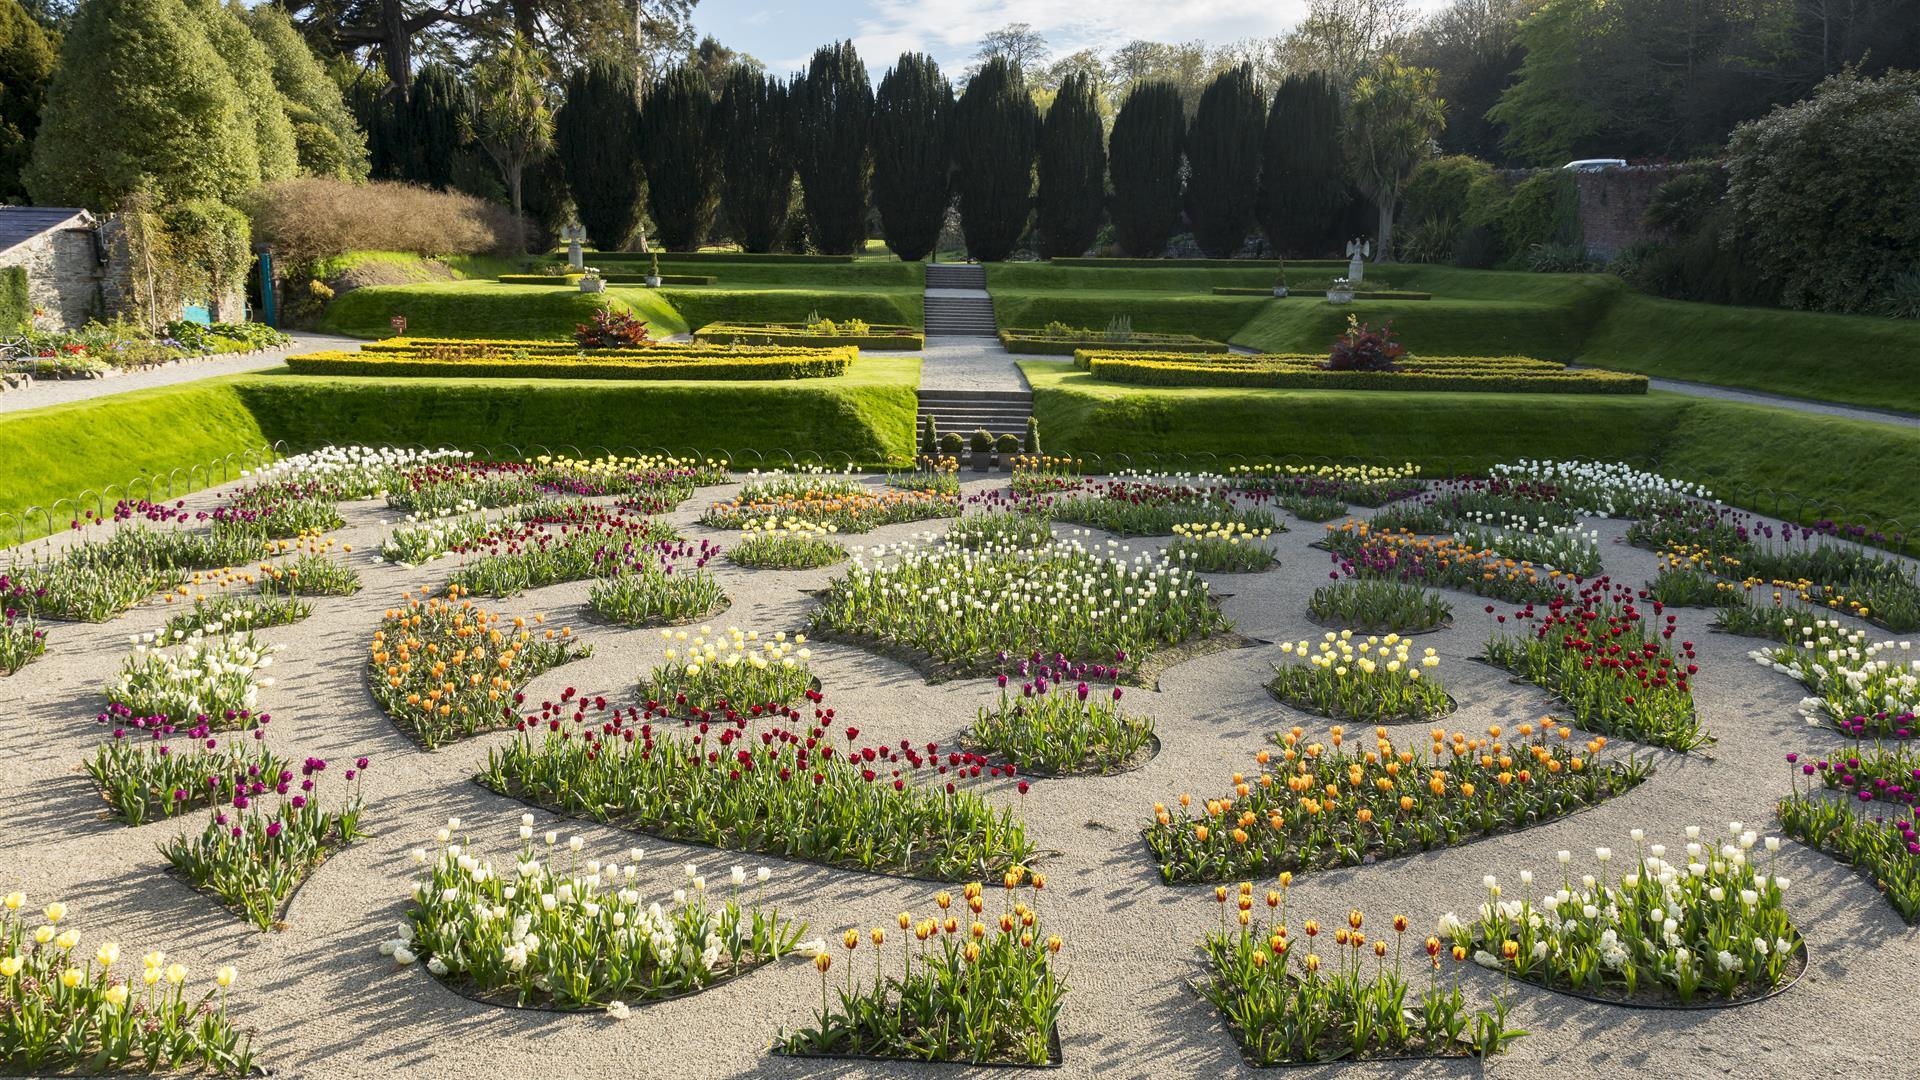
[
  {"xmin": 86, "ymin": 705, "xmax": 281, "ymax": 825},
  {"xmin": 645, "ymin": 626, "xmax": 813, "ymax": 712},
  {"xmin": 1308, "ymin": 577, "xmax": 1452, "ymax": 633},
  {"xmin": 0, "ymin": 608, "xmax": 46, "ymax": 675},
  {"xmin": 0, "ymin": 897, "xmax": 255, "ymax": 1075},
  {"xmin": 970, "ymin": 653, "xmax": 1155, "ymax": 775},
  {"xmin": 1268, "ymin": 633, "xmax": 1449, "ymax": 722},
  {"xmin": 1167, "ymin": 521, "xmax": 1279, "ymax": 572},
  {"xmin": 369, "ymin": 586, "xmax": 590, "ymax": 749},
  {"xmin": 574, "ymin": 306, "xmax": 654, "ymax": 348},
  {"xmin": 1036, "ymin": 478, "xmax": 1279, "ymax": 537},
  {"xmin": 1445, "ymin": 824, "xmax": 1804, "ymax": 1004},
  {"xmin": 1320, "ymin": 523, "xmax": 1577, "ymax": 605},
  {"xmin": 585, "ymin": 545, "xmax": 727, "ymax": 627},
  {"xmin": 106, "ymin": 628, "xmax": 281, "ymax": 729},
  {"xmin": 480, "ymin": 691, "xmax": 1034, "ymax": 879},
  {"xmin": 1146, "ymin": 722, "xmax": 1644, "ymax": 883},
  {"xmin": 1483, "ymin": 580, "xmax": 1706, "ymax": 751},
  {"xmin": 1324, "ymin": 316, "xmax": 1406, "ymax": 371},
  {"xmin": 774, "ymin": 874, "xmax": 1063, "ymax": 1065},
  {"xmin": 812, "ymin": 536, "xmax": 1228, "ymax": 678},
  {"xmin": 393, "ymin": 823, "xmax": 801, "ymax": 1009},
  {"xmin": 1199, "ymin": 889, "xmax": 1524, "ymax": 1063},
  {"xmin": 728, "ymin": 519, "xmax": 845, "ymax": 570},
  {"xmin": 1753, "ymin": 625, "xmax": 1918, "ymax": 737},
  {"xmin": 161, "ymin": 756, "xmax": 371, "ymax": 931}
]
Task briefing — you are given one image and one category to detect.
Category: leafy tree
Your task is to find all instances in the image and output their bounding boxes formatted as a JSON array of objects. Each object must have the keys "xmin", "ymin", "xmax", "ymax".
[
  {"xmin": 189, "ymin": 0, "xmax": 297, "ymax": 187},
  {"xmin": 1256, "ymin": 71, "xmax": 1348, "ymax": 256},
  {"xmin": 689, "ymin": 34, "xmax": 763, "ymax": 89},
  {"xmin": 0, "ymin": 0, "xmax": 55, "ymax": 202},
  {"xmin": 26, "ymin": 0, "xmax": 254, "ymax": 208},
  {"xmin": 638, "ymin": 63, "xmax": 718, "ymax": 250},
  {"xmin": 714, "ymin": 64, "xmax": 793, "ymax": 253},
  {"xmin": 1108, "ymin": 39, "xmax": 1216, "ymax": 110},
  {"xmin": 1351, "ymin": 57, "xmax": 1443, "ymax": 259},
  {"xmin": 1726, "ymin": 69, "xmax": 1920, "ymax": 313},
  {"xmin": 1035, "ymin": 70, "xmax": 1103, "ymax": 258},
  {"xmin": 407, "ymin": 63, "xmax": 469, "ymax": 190},
  {"xmin": 972, "ymin": 22, "xmax": 1049, "ymax": 75},
  {"xmin": 1346, "ymin": 57, "xmax": 1445, "ymax": 259},
  {"xmin": 1184, "ymin": 63, "xmax": 1266, "ymax": 257},
  {"xmin": 791, "ymin": 40, "xmax": 873, "ymax": 254},
  {"xmin": 1402, "ymin": 0, "xmax": 1525, "ymax": 160},
  {"xmin": 1278, "ymin": 0, "xmax": 1416, "ymax": 87},
  {"xmin": 1107, "ymin": 79, "xmax": 1186, "ymax": 256},
  {"xmin": 466, "ymin": 34, "xmax": 555, "ymax": 252},
  {"xmin": 555, "ymin": 60, "xmax": 643, "ymax": 250},
  {"xmin": 244, "ymin": 4, "xmax": 369, "ymax": 180},
  {"xmin": 871, "ymin": 52, "xmax": 952, "ymax": 261},
  {"xmin": 951, "ymin": 56, "xmax": 1038, "ymax": 262}
]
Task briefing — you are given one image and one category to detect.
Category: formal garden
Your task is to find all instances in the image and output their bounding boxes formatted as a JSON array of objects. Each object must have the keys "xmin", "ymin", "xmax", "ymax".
[{"xmin": 2, "ymin": 0, "xmax": 1918, "ymax": 1075}]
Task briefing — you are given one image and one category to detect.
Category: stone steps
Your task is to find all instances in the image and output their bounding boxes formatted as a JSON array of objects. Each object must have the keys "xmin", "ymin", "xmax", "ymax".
[{"xmin": 916, "ymin": 388, "xmax": 1032, "ymax": 439}]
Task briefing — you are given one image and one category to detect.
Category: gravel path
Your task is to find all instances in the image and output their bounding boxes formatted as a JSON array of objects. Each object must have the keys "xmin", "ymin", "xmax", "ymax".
[
  {"xmin": 1628, "ymin": 372, "xmax": 1920, "ymax": 428},
  {"xmin": 0, "ymin": 334, "xmax": 365, "ymax": 414},
  {"xmin": 917, "ymin": 337, "xmax": 1031, "ymax": 393},
  {"xmin": 1, "ymin": 472, "xmax": 1905, "ymax": 1079}
]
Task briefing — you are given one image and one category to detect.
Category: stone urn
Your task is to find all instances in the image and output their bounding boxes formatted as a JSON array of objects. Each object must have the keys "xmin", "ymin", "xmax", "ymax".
[
  {"xmin": 579, "ymin": 276, "xmax": 606, "ymax": 294},
  {"xmin": 644, "ymin": 275, "xmax": 662, "ymax": 288},
  {"xmin": 1326, "ymin": 278, "xmax": 1354, "ymax": 305},
  {"xmin": 1272, "ymin": 285, "xmax": 1289, "ymax": 298}
]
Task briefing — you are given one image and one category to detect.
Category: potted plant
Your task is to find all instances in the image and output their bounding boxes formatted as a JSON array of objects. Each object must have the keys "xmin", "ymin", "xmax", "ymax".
[
  {"xmin": 578, "ymin": 266, "xmax": 605, "ymax": 294},
  {"xmin": 1273, "ymin": 260, "xmax": 1289, "ymax": 298},
  {"xmin": 644, "ymin": 254, "xmax": 662, "ymax": 288},
  {"xmin": 970, "ymin": 428, "xmax": 993, "ymax": 472},
  {"xmin": 1326, "ymin": 276, "xmax": 1354, "ymax": 305},
  {"xmin": 939, "ymin": 431, "xmax": 965, "ymax": 458},
  {"xmin": 994, "ymin": 433, "xmax": 1022, "ymax": 471}
]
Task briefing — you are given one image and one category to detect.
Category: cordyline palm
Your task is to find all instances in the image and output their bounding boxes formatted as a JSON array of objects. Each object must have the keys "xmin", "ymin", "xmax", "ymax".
[
  {"xmin": 1347, "ymin": 57, "xmax": 1446, "ymax": 262},
  {"xmin": 466, "ymin": 34, "xmax": 555, "ymax": 254}
]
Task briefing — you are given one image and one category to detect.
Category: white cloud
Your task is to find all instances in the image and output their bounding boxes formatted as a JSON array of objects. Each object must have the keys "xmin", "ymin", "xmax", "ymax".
[{"xmin": 848, "ymin": 0, "xmax": 1317, "ymax": 71}]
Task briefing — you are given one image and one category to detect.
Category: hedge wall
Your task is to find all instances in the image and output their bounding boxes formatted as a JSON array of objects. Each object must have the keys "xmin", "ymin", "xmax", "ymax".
[
  {"xmin": 285, "ymin": 348, "xmax": 855, "ymax": 381},
  {"xmin": 0, "ymin": 266, "xmax": 29, "ymax": 331},
  {"xmin": 582, "ymin": 251, "xmax": 859, "ymax": 264},
  {"xmin": 1075, "ymin": 351, "xmax": 1647, "ymax": 394},
  {"xmin": 1000, "ymin": 330, "xmax": 1228, "ymax": 355},
  {"xmin": 693, "ymin": 322, "xmax": 925, "ymax": 350}
]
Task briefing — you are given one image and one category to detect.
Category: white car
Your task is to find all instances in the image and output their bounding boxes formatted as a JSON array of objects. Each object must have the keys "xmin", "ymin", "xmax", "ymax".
[{"xmin": 1562, "ymin": 158, "xmax": 1627, "ymax": 171}]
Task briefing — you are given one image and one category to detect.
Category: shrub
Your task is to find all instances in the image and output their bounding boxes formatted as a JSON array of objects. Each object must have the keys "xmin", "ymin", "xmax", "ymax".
[
  {"xmin": 575, "ymin": 306, "xmax": 653, "ymax": 348},
  {"xmin": 715, "ymin": 66, "xmax": 795, "ymax": 253},
  {"xmin": 247, "ymin": 177, "xmax": 511, "ymax": 268},
  {"xmin": 1035, "ymin": 71, "xmax": 1103, "ymax": 258},
  {"xmin": 554, "ymin": 61, "xmax": 643, "ymax": 251},
  {"xmin": 1499, "ymin": 171, "xmax": 1580, "ymax": 261},
  {"xmin": 995, "ymin": 433, "xmax": 1021, "ymax": 453},
  {"xmin": 1324, "ymin": 316, "xmax": 1404, "ymax": 372},
  {"xmin": 940, "ymin": 432, "xmax": 964, "ymax": 454},
  {"xmin": 1402, "ymin": 155, "xmax": 1495, "ymax": 235},
  {"xmin": 638, "ymin": 64, "xmax": 719, "ymax": 251},
  {"xmin": 0, "ymin": 265, "xmax": 28, "ymax": 331},
  {"xmin": 970, "ymin": 428, "xmax": 993, "ymax": 453},
  {"xmin": 1526, "ymin": 242, "xmax": 1597, "ymax": 273},
  {"xmin": 1184, "ymin": 64, "xmax": 1265, "ymax": 258},
  {"xmin": 1257, "ymin": 72, "xmax": 1346, "ymax": 256},
  {"xmin": 288, "ymin": 349, "xmax": 853, "ymax": 381}
]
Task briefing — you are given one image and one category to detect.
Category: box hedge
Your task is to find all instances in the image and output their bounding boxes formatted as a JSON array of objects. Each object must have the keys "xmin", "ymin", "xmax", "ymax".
[
  {"xmin": 1210, "ymin": 286, "xmax": 1434, "ymax": 300},
  {"xmin": 693, "ymin": 321, "xmax": 925, "ymax": 350},
  {"xmin": 1076, "ymin": 351, "xmax": 1648, "ymax": 394},
  {"xmin": 581, "ymin": 251, "xmax": 858, "ymax": 264},
  {"xmin": 285, "ymin": 347, "xmax": 855, "ymax": 381},
  {"xmin": 999, "ymin": 328, "xmax": 1228, "ymax": 355}
]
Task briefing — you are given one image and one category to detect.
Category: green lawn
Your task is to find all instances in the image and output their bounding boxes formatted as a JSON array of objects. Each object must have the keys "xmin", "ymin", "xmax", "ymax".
[
  {"xmin": 320, "ymin": 282, "xmax": 690, "ymax": 338},
  {"xmin": 1022, "ymin": 359, "xmax": 1920, "ymax": 537},
  {"xmin": 658, "ymin": 285, "xmax": 922, "ymax": 331}
]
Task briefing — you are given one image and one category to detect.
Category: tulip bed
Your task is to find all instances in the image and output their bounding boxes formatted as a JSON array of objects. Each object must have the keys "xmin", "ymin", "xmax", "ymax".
[
  {"xmin": 1227, "ymin": 462, "xmax": 1426, "ymax": 508},
  {"xmin": 0, "ymin": 608, "xmax": 46, "ymax": 674},
  {"xmin": 1482, "ymin": 581, "xmax": 1707, "ymax": 751},
  {"xmin": 1198, "ymin": 891, "xmax": 1524, "ymax": 1064},
  {"xmin": 105, "ymin": 629, "xmax": 282, "ymax": 730},
  {"xmin": 1308, "ymin": 577, "xmax": 1453, "ymax": 633},
  {"xmin": 368, "ymin": 586, "xmax": 591, "ymax": 749},
  {"xmin": 811, "ymin": 536, "xmax": 1229, "ymax": 678},
  {"xmin": 1319, "ymin": 523, "xmax": 1578, "ymax": 606},
  {"xmin": 642, "ymin": 626, "xmax": 814, "ymax": 712},
  {"xmin": 1776, "ymin": 777, "xmax": 1920, "ymax": 922},
  {"xmin": 161, "ymin": 757, "xmax": 371, "ymax": 931},
  {"xmin": 942, "ymin": 509, "xmax": 1056, "ymax": 550},
  {"xmin": 969, "ymin": 654, "xmax": 1156, "ymax": 775},
  {"xmin": 727, "ymin": 519, "xmax": 846, "ymax": 569},
  {"xmin": 440, "ymin": 505, "xmax": 685, "ymax": 597},
  {"xmin": 394, "ymin": 824, "xmax": 804, "ymax": 1011},
  {"xmin": 0, "ymin": 898, "xmax": 256, "ymax": 1076},
  {"xmin": 1268, "ymin": 633, "xmax": 1451, "ymax": 722},
  {"xmin": 1, "ymin": 526, "xmax": 267, "ymax": 622},
  {"xmin": 1008, "ymin": 454, "xmax": 1083, "ymax": 495},
  {"xmin": 773, "ymin": 876, "xmax": 1064, "ymax": 1066},
  {"xmin": 1752, "ymin": 625, "xmax": 1918, "ymax": 738},
  {"xmin": 1034, "ymin": 477, "xmax": 1280, "ymax": 537},
  {"xmin": 585, "ymin": 545, "xmax": 728, "ymax": 627},
  {"xmin": 479, "ymin": 693, "xmax": 1035, "ymax": 880},
  {"xmin": 1165, "ymin": 521, "xmax": 1280, "ymax": 572},
  {"xmin": 1446, "ymin": 824, "xmax": 1804, "ymax": 1005},
  {"xmin": 702, "ymin": 489, "xmax": 958, "ymax": 533},
  {"xmin": 1146, "ymin": 723, "xmax": 1647, "ymax": 883},
  {"xmin": 86, "ymin": 706, "xmax": 282, "ymax": 825}
]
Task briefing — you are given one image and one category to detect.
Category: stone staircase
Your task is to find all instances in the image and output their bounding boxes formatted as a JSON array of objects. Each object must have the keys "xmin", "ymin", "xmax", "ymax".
[
  {"xmin": 923, "ymin": 263, "xmax": 997, "ymax": 337},
  {"xmin": 915, "ymin": 389, "xmax": 1032, "ymax": 440}
]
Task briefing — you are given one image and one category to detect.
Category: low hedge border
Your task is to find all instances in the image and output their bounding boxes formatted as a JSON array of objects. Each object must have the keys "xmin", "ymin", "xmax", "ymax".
[
  {"xmin": 361, "ymin": 338, "xmax": 825, "ymax": 358},
  {"xmin": 284, "ymin": 349, "xmax": 855, "ymax": 381},
  {"xmin": 1046, "ymin": 257, "xmax": 1293, "ymax": 269},
  {"xmin": 1000, "ymin": 330, "xmax": 1228, "ymax": 356},
  {"xmin": 1081, "ymin": 354, "xmax": 1647, "ymax": 394},
  {"xmin": 497, "ymin": 274, "xmax": 582, "ymax": 286},
  {"xmin": 694, "ymin": 322, "xmax": 925, "ymax": 350},
  {"xmin": 1211, "ymin": 286, "xmax": 1434, "ymax": 300},
  {"xmin": 581, "ymin": 251, "xmax": 858, "ymax": 264},
  {"xmin": 1070, "ymin": 350, "xmax": 1572, "ymax": 373},
  {"xmin": 496, "ymin": 273, "xmax": 719, "ymax": 287}
]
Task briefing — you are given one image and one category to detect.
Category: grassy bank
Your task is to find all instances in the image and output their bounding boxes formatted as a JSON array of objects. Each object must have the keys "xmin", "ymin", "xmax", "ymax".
[
  {"xmin": 1023, "ymin": 359, "xmax": 1920, "ymax": 535},
  {"xmin": 659, "ymin": 285, "xmax": 922, "ymax": 331},
  {"xmin": 320, "ymin": 282, "xmax": 690, "ymax": 339}
]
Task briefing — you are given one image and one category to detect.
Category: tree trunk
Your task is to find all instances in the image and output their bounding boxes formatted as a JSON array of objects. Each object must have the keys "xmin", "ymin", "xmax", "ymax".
[
  {"xmin": 380, "ymin": 0, "xmax": 413, "ymax": 97},
  {"xmin": 1374, "ymin": 194, "xmax": 1395, "ymax": 262},
  {"xmin": 507, "ymin": 166, "xmax": 527, "ymax": 254}
]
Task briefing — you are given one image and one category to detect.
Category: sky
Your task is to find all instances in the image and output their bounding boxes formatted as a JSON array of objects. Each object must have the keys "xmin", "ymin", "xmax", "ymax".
[{"xmin": 698, "ymin": 0, "xmax": 1348, "ymax": 78}]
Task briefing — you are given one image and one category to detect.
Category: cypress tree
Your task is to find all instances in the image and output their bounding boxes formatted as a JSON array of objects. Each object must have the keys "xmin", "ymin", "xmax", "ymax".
[
  {"xmin": 26, "ymin": 0, "xmax": 254, "ymax": 208},
  {"xmin": 1256, "ymin": 72, "xmax": 1348, "ymax": 257},
  {"xmin": 951, "ymin": 56, "xmax": 1037, "ymax": 262},
  {"xmin": 791, "ymin": 41, "xmax": 873, "ymax": 254},
  {"xmin": 1185, "ymin": 63, "xmax": 1265, "ymax": 257},
  {"xmin": 407, "ymin": 64, "xmax": 468, "ymax": 191},
  {"xmin": 638, "ymin": 64, "xmax": 718, "ymax": 251},
  {"xmin": 189, "ymin": 0, "xmax": 296, "ymax": 187},
  {"xmin": 1107, "ymin": 80, "xmax": 1186, "ymax": 257},
  {"xmin": 714, "ymin": 65, "xmax": 793, "ymax": 253},
  {"xmin": 555, "ymin": 61, "xmax": 644, "ymax": 251},
  {"xmin": 871, "ymin": 53, "xmax": 951, "ymax": 262},
  {"xmin": 1035, "ymin": 70, "xmax": 1104, "ymax": 258}
]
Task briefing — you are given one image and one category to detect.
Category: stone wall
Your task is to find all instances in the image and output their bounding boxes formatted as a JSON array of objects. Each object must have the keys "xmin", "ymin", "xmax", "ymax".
[
  {"xmin": 97, "ymin": 215, "xmax": 247, "ymax": 327},
  {"xmin": 1571, "ymin": 166, "xmax": 1683, "ymax": 258},
  {"xmin": 1, "ymin": 226, "xmax": 103, "ymax": 330}
]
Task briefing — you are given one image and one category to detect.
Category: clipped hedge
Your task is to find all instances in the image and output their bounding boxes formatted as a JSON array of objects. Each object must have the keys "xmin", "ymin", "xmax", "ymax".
[
  {"xmin": 1000, "ymin": 328, "xmax": 1228, "ymax": 355},
  {"xmin": 0, "ymin": 266, "xmax": 30, "ymax": 331},
  {"xmin": 693, "ymin": 321, "xmax": 924, "ymax": 350},
  {"xmin": 1211, "ymin": 286, "xmax": 1434, "ymax": 300},
  {"xmin": 604, "ymin": 273, "xmax": 717, "ymax": 286},
  {"xmin": 284, "ymin": 348, "xmax": 855, "ymax": 381},
  {"xmin": 361, "ymin": 337, "xmax": 810, "ymax": 358},
  {"xmin": 1077, "ymin": 351, "xmax": 1648, "ymax": 394},
  {"xmin": 1047, "ymin": 257, "xmax": 1290, "ymax": 268},
  {"xmin": 582, "ymin": 250, "xmax": 858, "ymax": 264},
  {"xmin": 497, "ymin": 273, "xmax": 583, "ymax": 285}
]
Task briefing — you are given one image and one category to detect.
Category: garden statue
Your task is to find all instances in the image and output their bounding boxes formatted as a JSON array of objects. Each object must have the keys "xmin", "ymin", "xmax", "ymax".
[
  {"xmin": 562, "ymin": 225, "xmax": 586, "ymax": 271},
  {"xmin": 1345, "ymin": 238, "xmax": 1371, "ymax": 283}
]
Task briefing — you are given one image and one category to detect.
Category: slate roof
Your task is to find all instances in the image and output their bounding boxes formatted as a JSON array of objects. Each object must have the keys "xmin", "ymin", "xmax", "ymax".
[{"xmin": 0, "ymin": 206, "xmax": 93, "ymax": 256}]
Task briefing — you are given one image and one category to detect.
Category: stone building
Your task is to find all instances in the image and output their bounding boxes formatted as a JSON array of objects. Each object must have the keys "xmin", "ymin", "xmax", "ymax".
[{"xmin": 0, "ymin": 205, "xmax": 103, "ymax": 329}]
